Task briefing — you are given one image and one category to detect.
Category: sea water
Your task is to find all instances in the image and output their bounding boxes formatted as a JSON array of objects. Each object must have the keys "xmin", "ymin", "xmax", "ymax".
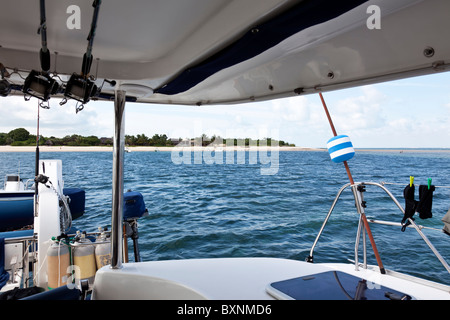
[{"xmin": 1, "ymin": 149, "xmax": 449, "ymax": 285}]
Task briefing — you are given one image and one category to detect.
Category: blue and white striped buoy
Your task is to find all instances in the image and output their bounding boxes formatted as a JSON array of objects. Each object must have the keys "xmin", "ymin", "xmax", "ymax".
[{"xmin": 327, "ymin": 135, "xmax": 355, "ymax": 163}]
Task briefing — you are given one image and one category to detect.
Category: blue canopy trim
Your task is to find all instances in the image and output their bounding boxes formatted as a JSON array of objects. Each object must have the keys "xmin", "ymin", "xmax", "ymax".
[{"xmin": 155, "ymin": 0, "xmax": 368, "ymax": 95}]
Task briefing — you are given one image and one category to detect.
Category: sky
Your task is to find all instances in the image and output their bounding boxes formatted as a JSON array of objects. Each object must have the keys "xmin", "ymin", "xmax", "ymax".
[{"xmin": 1, "ymin": 71, "xmax": 450, "ymax": 149}]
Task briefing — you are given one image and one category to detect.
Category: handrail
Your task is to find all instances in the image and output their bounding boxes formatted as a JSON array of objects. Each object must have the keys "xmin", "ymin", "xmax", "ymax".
[
  {"xmin": 4, "ymin": 235, "xmax": 36, "ymax": 244},
  {"xmin": 2, "ymin": 236, "xmax": 36, "ymax": 288},
  {"xmin": 367, "ymin": 218, "xmax": 444, "ymax": 233},
  {"xmin": 24, "ymin": 179, "xmax": 35, "ymax": 190},
  {"xmin": 306, "ymin": 183, "xmax": 351, "ymax": 262},
  {"xmin": 3, "ymin": 229, "xmax": 110, "ymax": 243},
  {"xmin": 364, "ymin": 182, "xmax": 450, "ymax": 274},
  {"xmin": 307, "ymin": 181, "xmax": 450, "ymax": 275}
]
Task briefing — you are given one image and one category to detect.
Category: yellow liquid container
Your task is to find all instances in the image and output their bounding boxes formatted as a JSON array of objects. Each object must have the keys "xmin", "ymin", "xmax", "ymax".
[
  {"xmin": 47, "ymin": 240, "xmax": 70, "ymax": 289},
  {"xmin": 95, "ymin": 229, "xmax": 111, "ymax": 269},
  {"xmin": 72, "ymin": 232, "xmax": 96, "ymax": 286}
]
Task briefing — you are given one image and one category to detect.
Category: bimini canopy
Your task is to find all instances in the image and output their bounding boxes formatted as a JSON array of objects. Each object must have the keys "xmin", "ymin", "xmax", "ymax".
[{"xmin": 1, "ymin": 0, "xmax": 450, "ymax": 106}]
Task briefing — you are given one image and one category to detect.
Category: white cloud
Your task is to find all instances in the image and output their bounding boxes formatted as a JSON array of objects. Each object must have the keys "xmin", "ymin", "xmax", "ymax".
[
  {"xmin": 331, "ymin": 85, "xmax": 387, "ymax": 132},
  {"xmin": 0, "ymin": 96, "xmax": 113, "ymax": 137},
  {"xmin": 271, "ymin": 96, "xmax": 310, "ymax": 122},
  {"xmin": 0, "ymin": 96, "xmax": 37, "ymax": 130}
]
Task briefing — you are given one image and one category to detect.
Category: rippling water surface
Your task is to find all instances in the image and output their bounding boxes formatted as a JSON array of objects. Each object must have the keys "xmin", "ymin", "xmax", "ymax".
[{"xmin": 1, "ymin": 149, "xmax": 449, "ymax": 284}]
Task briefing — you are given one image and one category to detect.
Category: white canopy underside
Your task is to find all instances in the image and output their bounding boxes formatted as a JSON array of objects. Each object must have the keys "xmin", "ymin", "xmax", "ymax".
[{"xmin": 1, "ymin": 0, "xmax": 450, "ymax": 106}]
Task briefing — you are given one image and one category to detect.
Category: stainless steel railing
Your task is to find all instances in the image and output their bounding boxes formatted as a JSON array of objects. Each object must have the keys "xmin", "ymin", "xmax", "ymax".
[
  {"xmin": 307, "ymin": 181, "xmax": 450, "ymax": 275},
  {"xmin": 4, "ymin": 235, "xmax": 36, "ymax": 288}
]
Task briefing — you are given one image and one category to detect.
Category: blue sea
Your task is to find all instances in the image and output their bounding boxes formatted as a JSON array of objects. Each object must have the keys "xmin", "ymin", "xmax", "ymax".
[{"xmin": 1, "ymin": 149, "xmax": 450, "ymax": 285}]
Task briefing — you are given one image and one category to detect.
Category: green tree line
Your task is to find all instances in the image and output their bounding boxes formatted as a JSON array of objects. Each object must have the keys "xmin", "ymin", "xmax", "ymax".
[
  {"xmin": 0, "ymin": 128, "xmax": 295, "ymax": 147},
  {"xmin": 192, "ymin": 134, "xmax": 294, "ymax": 147}
]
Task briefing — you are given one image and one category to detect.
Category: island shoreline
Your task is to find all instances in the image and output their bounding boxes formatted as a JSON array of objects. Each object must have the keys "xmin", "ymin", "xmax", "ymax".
[{"xmin": 0, "ymin": 146, "xmax": 449, "ymax": 153}]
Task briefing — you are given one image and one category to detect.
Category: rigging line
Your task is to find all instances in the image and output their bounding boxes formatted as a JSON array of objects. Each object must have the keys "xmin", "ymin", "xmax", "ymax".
[
  {"xmin": 7, "ymin": 68, "xmax": 27, "ymax": 81},
  {"xmin": 319, "ymin": 92, "xmax": 386, "ymax": 274}
]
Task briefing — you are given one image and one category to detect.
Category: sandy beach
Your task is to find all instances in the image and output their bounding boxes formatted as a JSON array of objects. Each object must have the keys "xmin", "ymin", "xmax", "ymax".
[
  {"xmin": 0, "ymin": 146, "xmax": 448, "ymax": 153},
  {"xmin": 0, "ymin": 145, "xmax": 325, "ymax": 152}
]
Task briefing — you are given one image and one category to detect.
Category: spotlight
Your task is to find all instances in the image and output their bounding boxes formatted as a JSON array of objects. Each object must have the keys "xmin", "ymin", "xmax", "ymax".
[
  {"xmin": 23, "ymin": 70, "xmax": 59, "ymax": 101},
  {"xmin": 64, "ymin": 74, "xmax": 98, "ymax": 104}
]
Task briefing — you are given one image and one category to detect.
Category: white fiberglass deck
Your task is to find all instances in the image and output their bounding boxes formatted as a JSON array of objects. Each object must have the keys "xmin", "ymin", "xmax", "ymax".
[{"xmin": 92, "ymin": 258, "xmax": 450, "ymax": 300}]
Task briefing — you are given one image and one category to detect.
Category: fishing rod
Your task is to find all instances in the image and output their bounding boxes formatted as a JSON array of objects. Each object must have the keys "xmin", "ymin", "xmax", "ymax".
[
  {"xmin": 38, "ymin": 0, "xmax": 50, "ymax": 74},
  {"xmin": 83, "ymin": 0, "xmax": 101, "ymax": 77},
  {"xmin": 33, "ymin": 100, "xmax": 41, "ymax": 219},
  {"xmin": 23, "ymin": 0, "xmax": 59, "ymax": 102},
  {"xmin": 319, "ymin": 92, "xmax": 386, "ymax": 274},
  {"xmin": 64, "ymin": 0, "xmax": 102, "ymax": 107},
  {"xmin": 30, "ymin": 0, "xmax": 52, "ymax": 213}
]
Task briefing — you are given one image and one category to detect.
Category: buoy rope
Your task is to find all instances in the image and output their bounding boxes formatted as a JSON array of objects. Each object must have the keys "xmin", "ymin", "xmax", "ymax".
[{"xmin": 319, "ymin": 92, "xmax": 386, "ymax": 274}]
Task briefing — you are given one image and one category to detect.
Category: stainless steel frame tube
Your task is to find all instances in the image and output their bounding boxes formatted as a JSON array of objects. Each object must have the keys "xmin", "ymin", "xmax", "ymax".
[{"xmin": 111, "ymin": 90, "xmax": 126, "ymax": 269}]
